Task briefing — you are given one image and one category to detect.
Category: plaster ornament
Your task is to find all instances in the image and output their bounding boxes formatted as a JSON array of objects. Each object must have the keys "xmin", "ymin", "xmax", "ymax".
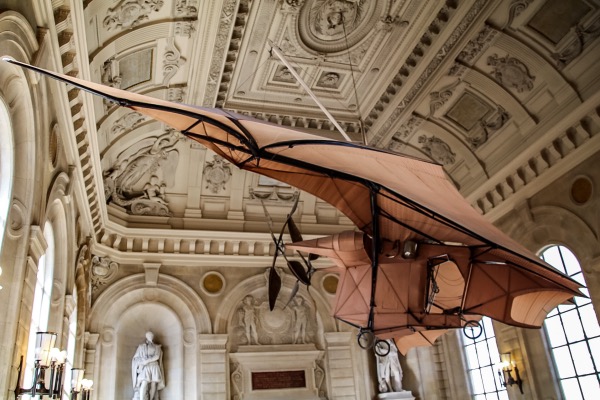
[
  {"xmin": 285, "ymin": 0, "xmax": 306, "ymax": 7},
  {"xmin": 163, "ymin": 38, "xmax": 185, "ymax": 86},
  {"xmin": 132, "ymin": 331, "xmax": 165, "ymax": 400},
  {"xmin": 174, "ymin": 21, "xmax": 196, "ymax": 37},
  {"xmin": 103, "ymin": 0, "xmax": 164, "ymax": 31},
  {"xmin": 487, "ymin": 54, "xmax": 535, "ymax": 93},
  {"xmin": 175, "ymin": 0, "xmax": 198, "ymax": 17},
  {"xmin": 312, "ymin": 0, "xmax": 364, "ymax": 39},
  {"xmin": 90, "ymin": 255, "xmax": 119, "ymax": 290},
  {"xmin": 203, "ymin": 155, "xmax": 232, "ymax": 193},
  {"xmin": 552, "ymin": 21, "xmax": 600, "ymax": 69},
  {"xmin": 316, "ymin": 72, "xmax": 341, "ymax": 88},
  {"xmin": 103, "ymin": 131, "xmax": 180, "ymax": 216},
  {"xmin": 111, "ymin": 112, "xmax": 147, "ymax": 137},
  {"xmin": 478, "ymin": 105, "xmax": 510, "ymax": 141},
  {"xmin": 429, "ymin": 80, "xmax": 460, "ymax": 116},
  {"xmin": 457, "ymin": 25, "xmax": 497, "ymax": 64},
  {"xmin": 101, "ymin": 58, "xmax": 121, "ymax": 88},
  {"xmin": 418, "ymin": 135, "xmax": 456, "ymax": 165},
  {"xmin": 504, "ymin": 0, "xmax": 533, "ymax": 29},
  {"xmin": 273, "ymin": 66, "xmax": 297, "ymax": 83}
]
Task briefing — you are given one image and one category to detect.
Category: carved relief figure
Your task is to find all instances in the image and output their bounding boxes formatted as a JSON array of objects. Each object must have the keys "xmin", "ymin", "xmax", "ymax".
[
  {"xmin": 376, "ymin": 339, "xmax": 403, "ymax": 393},
  {"xmin": 103, "ymin": 130, "xmax": 179, "ymax": 216},
  {"xmin": 240, "ymin": 295, "xmax": 259, "ymax": 345},
  {"xmin": 292, "ymin": 297, "xmax": 308, "ymax": 344},
  {"xmin": 132, "ymin": 331, "xmax": 165, "ymax": 400},
  {"xmin": 312, "ymin": 0, "xmax": 364, "ymax": 38},
  {"xmin": 104, "ymin": 0, "xmax": 164, "ymax": 31}
]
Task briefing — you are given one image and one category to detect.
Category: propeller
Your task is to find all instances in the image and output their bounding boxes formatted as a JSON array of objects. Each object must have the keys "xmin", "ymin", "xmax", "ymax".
[{"xmin": 261, "ymin": 196, "xmax": 316, "ymax": 310}]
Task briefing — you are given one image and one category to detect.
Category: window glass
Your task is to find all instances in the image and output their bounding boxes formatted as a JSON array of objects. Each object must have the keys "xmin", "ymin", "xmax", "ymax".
[
  {"xmin": 541, "ymin": 245, "xmax": 600, "ymax": 399},
  {"xmin": 462, "ymin": 316, "xmax": 507, "ymax": 399}
]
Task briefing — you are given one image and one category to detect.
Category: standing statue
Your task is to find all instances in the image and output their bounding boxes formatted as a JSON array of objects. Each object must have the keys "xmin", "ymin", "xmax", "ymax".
[
  {"xmin": 132, "ymin": 331, "xmax": 165, "ymax": 400},
  {"xmin": 292, "ymin": 297, "xmax": 308, "ymax": 344},
  {"xmin": 240, "ymin": 295, "xmax": 259, "ymax": 345},
  {"xmin": 376, "ymin": 339, "xmax": 403, "ymax": 393}
]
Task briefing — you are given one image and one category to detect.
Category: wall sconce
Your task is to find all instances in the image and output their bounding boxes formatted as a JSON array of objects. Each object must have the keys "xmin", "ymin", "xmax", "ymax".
[
  {"xmin": 14, "ymin": 332, "xmax": 67, "ymax": 398},
  {"xmin": 497, "ymin": 352, "xmax": 523, "ymax": 394}
]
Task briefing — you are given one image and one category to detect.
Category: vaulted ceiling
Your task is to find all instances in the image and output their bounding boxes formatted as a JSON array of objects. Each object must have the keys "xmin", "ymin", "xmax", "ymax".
[{"xmin": 39, "ymin": 0, "xmax": 600, "ymax": 262}]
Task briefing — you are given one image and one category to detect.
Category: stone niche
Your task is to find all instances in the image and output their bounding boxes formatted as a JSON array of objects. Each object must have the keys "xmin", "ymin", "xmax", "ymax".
[{"xmin": 230, "ymin": 344, "xmax": 324, "ymax": 400}]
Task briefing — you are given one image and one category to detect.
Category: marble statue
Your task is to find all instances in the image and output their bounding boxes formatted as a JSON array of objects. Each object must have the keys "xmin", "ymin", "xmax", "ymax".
[
  {"xmin": 376, "ymin": 339, "xmax": 403, "ymax": 393},
  {"xmin": 132, "ymin": 331, "xmax": 165, "ymax": 400},
  {"xmin": 240, "ymin": 295, "xmax": 259, "ymax": 345},
  {"xmin": 292, "ymin": 297, "xmax": 308, "ymax": 344}
]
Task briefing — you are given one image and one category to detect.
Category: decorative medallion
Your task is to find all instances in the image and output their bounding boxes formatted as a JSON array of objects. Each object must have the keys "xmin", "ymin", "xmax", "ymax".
[
  {"xmin": 316, "ymin": 71, "xmax": 342, "ymax": 89},
  {"xmin": 322, "ymin": 274, "xmax": 339, "ymax": 295},
  {"xmin": 298, "ymin": 0, "xmax": 385, "ymax": 53},
  {"xmin": 418, "ymin": 135, "xmax": 456, "ymax": 165},
  {"xmin": 487, "ymin": 54, "xmax": 535, "ymax": 93},
  {"xmin": 103, "ymin": 0, "xmax": 164, "ymax": 31},
  {"xmin": 90, "ymin": 255, "xmax": 118, "ymax": 290},
  {"xmin": 203, "ymin": 155, "xmax": 232, "ymax": 193},
  {"xmin": 201, "ymin": 271, "xmax": 226, "ymax": 296},
  {"xmin": 571, "ymin": 176, "xmax": 593, "ymax": 205}
]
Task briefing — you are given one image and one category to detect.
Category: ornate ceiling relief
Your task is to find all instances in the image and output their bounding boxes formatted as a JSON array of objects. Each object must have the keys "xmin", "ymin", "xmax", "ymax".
[
  {"xmin": 103, "ymin": 130, "xmax": 181, "ymax": 216},
  {"xmin": 163, "ymin": 38, "xmax": 186, "ymax": 86},
  {"xmin": 418, "ymin": 135, "xmax": 456, "ymax": 165},
  {"xmin": 103, "ymin": 0, "xmax": 164, "ymax": 31},
  {"xmin": 298, "ymin": 0, "xmax": 385, "ymax": 53},
  {"xmin": 487, "ymin": 54, "xmax": 535, "ymax": 93},
  {"xmin": 203, "ymin": 155, "xmax": 232, "ymax": 194},
  {"xmin": 90, "ymin": 255, "xmax": 119, "ymax": 290},
  {"xmin": 175, "ymin": 0, "xmax": 198, "ymax": 17},
  {"xmin": 457, "ymin": 25, "xmax": 498, "ymax": 64}
]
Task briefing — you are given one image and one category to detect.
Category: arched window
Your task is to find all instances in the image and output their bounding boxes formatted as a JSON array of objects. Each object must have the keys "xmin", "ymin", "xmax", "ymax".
[
  {"xmin": 462, "ymin": 317, "xmax": 508, "ymax": 400},
  {"xmin": 540, "ymin": 245, "xmax": 600, "ymax": 399},
  {"xmin": 24, "ymin": 222, "xmax": 55, "ymax": 385},
  {"xmin": 0, "ymin": 97, "xmax": 14, "ymax": 286}
]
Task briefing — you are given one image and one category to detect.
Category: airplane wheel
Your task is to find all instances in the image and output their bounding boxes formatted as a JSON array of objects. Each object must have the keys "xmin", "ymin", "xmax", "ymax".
[
  {"xmin": 463, "ymin": 320, "xmax": 483, "ymax": 340},
  {"xmin": 374, "ymin": 339, "xmax": 391, "ymax": 357},
  {"xmin": 357, "ymin": 330, "xmax": 375, "ymax": 350}
]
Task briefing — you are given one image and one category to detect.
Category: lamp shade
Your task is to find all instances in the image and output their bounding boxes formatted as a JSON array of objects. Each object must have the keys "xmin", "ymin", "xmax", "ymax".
[
  {"xmin": 499, "ymin": 353, "xmax": 512, "ymax": 369},
  {"xmin": 34, "ymin": 332, "xmax": 57, "ymax": 367},
  {"xmin": 81, "ymin": 379, "xmax": 93, "ymax": 390},
  {"xmin": 71, "ymin": 368, "xmax": 84, "ymax": 391}
]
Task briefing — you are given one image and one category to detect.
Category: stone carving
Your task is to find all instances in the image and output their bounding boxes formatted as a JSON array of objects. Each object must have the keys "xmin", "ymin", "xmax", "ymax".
[
  {"xmin": 369, "ymin": 0, "xmax": 486, "ymax": 146},
  {"xmin": 111, "ymin": 112, "xmax": 147, "ymax": 137},
  {"xmin": 504, "ymin": 0, "xmax": 533, "ymax": 29},
  {"xmin": 203, "ymin": 155, "xmax": 232, "ymax": 193},
  {"xmin": 175, "ymin": 0, "xmax": 198, "ymax": 17},
  {"xmin": 90, "ymin": 255, "xmax": 118, "ymax": 290},
  {"xmin": 163, "ymin": 38, "xmax": 185, "ymax": 86},
  {"xmin": 132, "ymin": 331, "xmax": 165, "ymax": 400},
  {"xmin": 429, "ymin": 80, "xmax": 460, "ymax": 116},
  {"xmin": 273, "ymin": 66, "xmax": 297, "ymax": 84},
  {"xmin": 418, "ymin": 135, "xmax": 455, "ymax": 165},
  {"xmin": 175, "ymin": 21, "xmax": 196, "ymax": 37},
  {"xmin": 167, "ymin": 87, "xmax": 185, "ymax": 103},
  {"xmin": 292, "ymin": 297, "xmax": 309, "ymax": 344},
  {"xmin": 233, "ymin": 281, "xmax": 316, "ymax": 347},
  {"xmin": 240, "ymin": 295, "xmax": 260, "ymax": 345},
  {"xmin": 285, "ymin": 0, "xmax": 306, "ymax": 7},
  {"xmin": 396, "ymin": 115, "xmax": 424, "ymax": 140},
  {"xmin": 376, "ymin": 339, "xmax": 403, "ymax": 393},
  {"xmin": 316, "ymin": 72, "xmax": 342, "ymax": 89},
  {"xmin": 230, "ymin": 362, "xmax": 243, "ymax": 400},
  {"xmin": 103, "ymin": 130, "xmax": 180, "ymax": 216},
  {"xmin": 311, "ymin": 0, "xmax": 364, "ymax": 38},
  {"xmin": 480, "ymin": 105, "xmax": 510, "ymax": 136},
  {"xmin": 457, "ymin": 25, "xmax": 497, "ymax": 64},
  {"xmin": 249, "ymin": 176, "xmax": 299, "ymax": 202},
  {"xmin": 101, "ymin": 58, "xmax": 122, "ymax": 88},
  {"xmin": 552, "ymin": 20, "xmax": 600, "ymax": 69},
  {"xmin": 103, "ymin": 0, "xmax": 164, "ymax": 31},
  {"xmin": 487, "ymin": 54, "xmax": 535, "ymax": 93}
]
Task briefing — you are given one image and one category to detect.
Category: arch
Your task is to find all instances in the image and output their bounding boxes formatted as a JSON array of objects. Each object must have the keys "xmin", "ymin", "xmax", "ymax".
[
  {"xmin": 0, "ymin": 95, "xmax": 13, "ymax": 252},
  {"xmin": 214, "ymin": 268, "xmax": 336, "ymax": 336},
  {"xmin": 89, "ymin": 273, "xmax": 210, "ymax": 399}
]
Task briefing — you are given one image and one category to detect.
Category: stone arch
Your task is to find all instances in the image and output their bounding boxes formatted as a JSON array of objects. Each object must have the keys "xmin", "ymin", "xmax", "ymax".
[
  {"xmin": 89, "ymin": 273, "xmax": 211, "ymax": 399},
  {"xmin": 214, "ymin": 268, "xmax": 336, "ymax": 348}
]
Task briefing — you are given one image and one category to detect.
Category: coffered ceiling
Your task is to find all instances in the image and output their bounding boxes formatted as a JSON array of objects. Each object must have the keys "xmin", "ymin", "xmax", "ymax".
[{"xmin": 40, "ymin": 0, "xmax": 600, "ymax": 261}]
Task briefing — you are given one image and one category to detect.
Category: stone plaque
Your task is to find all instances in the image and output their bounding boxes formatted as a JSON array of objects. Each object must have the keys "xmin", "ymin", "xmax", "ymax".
[
  {"xmin": 446, "ymin": 92, "xmax": 492, "ymax": 131},
  {"xmin": 119, "ymin": 48, "xmax": 153, "ymax": 89},
  {"xmin": 528, "ymin": 0, "xmax": 590, "ymax": 44},
  {"xmin": 251, "ymin": 370, "xmax": 306, "ymax": 390}
]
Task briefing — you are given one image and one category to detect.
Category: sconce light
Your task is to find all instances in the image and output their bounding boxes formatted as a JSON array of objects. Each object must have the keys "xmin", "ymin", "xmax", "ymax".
[
  {"xmin": 81, "ymin": 378, "xmax": 94, "ymax": 400},
  {"xmin": 14, "ymin": 332, "xmax": 67, "ymax": 398},
  {"xmin": 497, "ymin": 352, "xmax": 523, "ymax": 394}
]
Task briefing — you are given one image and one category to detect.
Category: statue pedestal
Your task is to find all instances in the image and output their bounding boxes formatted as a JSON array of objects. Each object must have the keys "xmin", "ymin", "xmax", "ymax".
[{"xmin": 377, "ymin": 391, "xmax": 415, "ymax": 400}]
